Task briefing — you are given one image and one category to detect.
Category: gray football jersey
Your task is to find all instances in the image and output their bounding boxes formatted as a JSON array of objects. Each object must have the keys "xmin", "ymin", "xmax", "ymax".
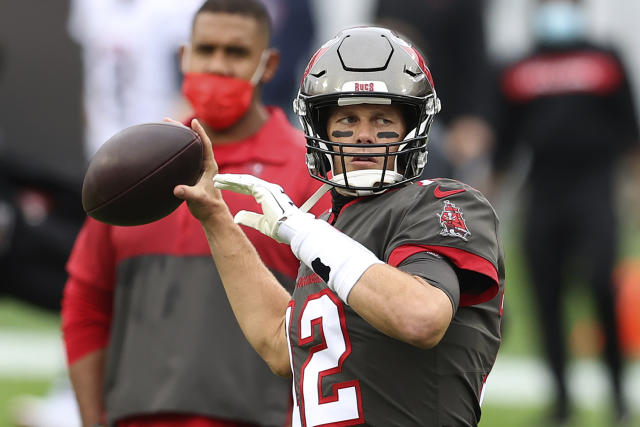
[{"xmin": 286, "ymin": 178, "xmax": 505, "ymax": 427}]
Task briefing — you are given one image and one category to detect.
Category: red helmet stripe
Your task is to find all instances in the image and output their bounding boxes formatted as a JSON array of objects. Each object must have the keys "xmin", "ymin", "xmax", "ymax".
[
  {"xmin": 301, "ymin": 47, "xmax": 328, "ymax": 85},
  {"xmin": 401, "ymin": 45, "xmax": 434, "ymax": 88}
]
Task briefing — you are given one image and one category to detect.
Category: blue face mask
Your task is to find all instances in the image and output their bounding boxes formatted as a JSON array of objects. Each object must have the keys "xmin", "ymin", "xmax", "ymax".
[{"xmin": 533, "ymin": 2, "xmax": 587, "ymax": 45}]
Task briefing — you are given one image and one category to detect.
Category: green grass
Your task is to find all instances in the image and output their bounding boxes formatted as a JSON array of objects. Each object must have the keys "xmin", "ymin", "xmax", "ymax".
[
  {"xmin": 481, "ymin": 403, "xmax": 640, "ymax": 426},
  {"xmin": 0, "ymin": 299, "xmax": 61, "ymax": 426},
  {"xmin": 0, "ymin": 379, "xmax": 51, "ymax": 427},
  {"xmin": 0, "ymin": 298, "xmax": 60, "ymax": 331}
]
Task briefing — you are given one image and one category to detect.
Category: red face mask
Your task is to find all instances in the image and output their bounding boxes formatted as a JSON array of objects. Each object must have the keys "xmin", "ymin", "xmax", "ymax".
[{"xmin": 182, "ymin": 73, "xmax": 254, "ymax": 130}]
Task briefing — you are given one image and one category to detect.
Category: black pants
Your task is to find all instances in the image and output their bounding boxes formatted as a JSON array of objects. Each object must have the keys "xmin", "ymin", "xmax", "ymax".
[{"xmin": 523, "ymin": 185, "xmax": 624, "ymax": 411}]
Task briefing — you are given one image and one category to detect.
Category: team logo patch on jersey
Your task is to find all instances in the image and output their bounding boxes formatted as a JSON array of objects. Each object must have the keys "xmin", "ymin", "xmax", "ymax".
[{"xmin": 438, "ymin": 200, "xmax": 470, "ymax": 241}]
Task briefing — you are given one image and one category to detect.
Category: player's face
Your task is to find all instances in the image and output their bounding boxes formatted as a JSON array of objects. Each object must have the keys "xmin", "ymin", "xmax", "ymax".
[
  {"xmin": 183, "ymin": 12, "xmax": 267, "ymax": 80},
  {"xmin": 326, "ymin": 104, "xmax": 407, "ymax": 175}
]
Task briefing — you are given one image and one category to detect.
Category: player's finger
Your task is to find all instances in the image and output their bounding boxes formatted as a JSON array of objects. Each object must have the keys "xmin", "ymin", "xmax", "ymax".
[
  {"xmin": 163, "ymin": 117, "xmax": 185, "ymax": 126},
  {"xmin": 190, "ymin": 119, "xmax": 218, "ymax": 174},
  {"xmin": 213, "ymin": 174, "xmax": 255, "ymax": 195},
  {"xmin": 234, "ymin": 210, "xmax": 263, "ymax": 230}
]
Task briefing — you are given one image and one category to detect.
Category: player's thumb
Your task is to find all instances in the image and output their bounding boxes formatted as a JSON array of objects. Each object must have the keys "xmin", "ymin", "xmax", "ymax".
[{"xmin": 174, "ymin": 184, "xmax": 195, "ymax": 201}]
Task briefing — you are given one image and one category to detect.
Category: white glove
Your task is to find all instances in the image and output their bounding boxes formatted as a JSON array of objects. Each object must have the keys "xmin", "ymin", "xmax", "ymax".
[
  {"xmin": 212, "ymin": 173, "xmax": 314, "ymax": 244},
  {"xmin": 213, "ymin": 173, "xmax": 383, "ymax": 302}
]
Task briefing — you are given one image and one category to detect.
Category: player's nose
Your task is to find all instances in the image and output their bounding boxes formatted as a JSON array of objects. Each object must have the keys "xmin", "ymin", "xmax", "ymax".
[
  {"xmin": 355, "ymin": 123, "xmax": 375, "ymax": 145},
  {"xmin": 204, "ymin": 51, "xmax": 231, "ymax": 76}
]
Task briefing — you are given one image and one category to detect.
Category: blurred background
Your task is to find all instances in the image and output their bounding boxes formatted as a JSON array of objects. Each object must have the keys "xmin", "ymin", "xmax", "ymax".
[{"xmin": 1, "ymin": 0, "xmax": 640, "ymax": 426}]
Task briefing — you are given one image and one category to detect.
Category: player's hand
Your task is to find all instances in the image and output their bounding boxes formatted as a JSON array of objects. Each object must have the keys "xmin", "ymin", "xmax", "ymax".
[
  {"xmin": 213, "ymin": 174, "xmax": 314, "ymax": 244},
  {"xmin": 172, "ymin": 118, "xmax": 227, "ymax": 224}
]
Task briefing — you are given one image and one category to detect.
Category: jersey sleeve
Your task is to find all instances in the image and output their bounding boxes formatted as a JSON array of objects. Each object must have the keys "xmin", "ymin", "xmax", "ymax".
[
  {"xmin": 386, "ymin": 180, "xmax": 503, "ymax": 307},
  {"xmin": 398, "ymin": 251, "xmax": 460, "ymax": 314},
  {"xmin": 61, "ymin": 218, "xmax": 116, "ymax": 364}
]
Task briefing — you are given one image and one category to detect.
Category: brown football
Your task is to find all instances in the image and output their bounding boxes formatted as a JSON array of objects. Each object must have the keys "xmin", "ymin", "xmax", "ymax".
[{"xmin": 82, "ymin": 122, "xmax": 203, "ymax": 226}]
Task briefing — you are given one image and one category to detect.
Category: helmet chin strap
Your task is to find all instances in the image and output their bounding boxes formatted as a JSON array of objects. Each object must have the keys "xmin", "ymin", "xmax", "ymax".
[
  {"xmin": 299, "ymin": 183, "xmax": 333, "ymax": 213},
  {"xmin": 331, "ymin": 170, "xmax": 404, "ymax": 196}
]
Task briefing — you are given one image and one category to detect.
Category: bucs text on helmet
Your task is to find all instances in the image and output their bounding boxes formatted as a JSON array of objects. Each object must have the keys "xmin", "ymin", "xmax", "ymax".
[{"xmin": 293, "ymin": 26, "xmax": 441, "ymax": 196}]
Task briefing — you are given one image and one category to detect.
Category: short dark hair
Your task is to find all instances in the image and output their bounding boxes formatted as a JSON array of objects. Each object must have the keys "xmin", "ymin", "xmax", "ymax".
[{"xmin": 194, "ymin": 0, "xmax": 272, "ymax": 41}]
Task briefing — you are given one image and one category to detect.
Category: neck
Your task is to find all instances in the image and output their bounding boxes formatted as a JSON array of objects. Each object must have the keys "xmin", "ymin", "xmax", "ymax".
[{"xmin": 202, "ymin": 100, "xmax": 269, "ymax": 146}]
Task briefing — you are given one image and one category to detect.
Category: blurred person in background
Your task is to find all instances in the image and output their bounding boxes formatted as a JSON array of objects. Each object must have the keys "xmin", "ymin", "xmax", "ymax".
[
  {"xmin": 68, "ymin": 0, "xmax": 203, "ymax": 158},
  {"xmin": 61, "ymin": 1, "xmax": 329, "ymax": 426},
  {"xmin": 373, "ymin": 0, "xmax": 495, "ymax": 187},
  {"xmin": 491, "ymin": 0, "xmax": 640, "ymax": 424}
]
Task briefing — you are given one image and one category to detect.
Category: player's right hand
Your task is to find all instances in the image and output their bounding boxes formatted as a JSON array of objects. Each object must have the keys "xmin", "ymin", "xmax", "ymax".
[{"xmin": 173, "ymin": 118, "xmax": 228, "ymax": 224}]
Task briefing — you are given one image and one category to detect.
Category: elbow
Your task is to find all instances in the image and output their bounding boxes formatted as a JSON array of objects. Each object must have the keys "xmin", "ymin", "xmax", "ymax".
[
  {"xmin": 263, "ymin": 353, "xmax": 292, "ymax": 378},
  {"xmin": 256, "ymin": 339, "xmax": 292, "ymax": 377},
  {"xmin": 404, "ymin": 325, "xmax": 446, "ymax": 349},
  {"xmin": 397, "ymin": 313, "xmax": 450, "ymax": 349},
  {"xmin": 408, "ymin": 326, "xmax": 447, "ymax": 349}
]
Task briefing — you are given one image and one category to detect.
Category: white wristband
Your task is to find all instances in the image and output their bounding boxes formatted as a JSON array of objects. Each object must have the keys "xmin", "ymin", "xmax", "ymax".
[{"xmin": 280, "ymin": 215, "xmax": 383, "ymax": 302}]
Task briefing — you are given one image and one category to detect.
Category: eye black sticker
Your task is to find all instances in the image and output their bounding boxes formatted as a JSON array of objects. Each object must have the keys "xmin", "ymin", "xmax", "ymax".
[
  {"xmin": 331, "ymin": 130, "xmax": 354, "ymax": 138},
  {"xmin": 377, "ymin": 131, "xmax": 400, "ymax": 139}
]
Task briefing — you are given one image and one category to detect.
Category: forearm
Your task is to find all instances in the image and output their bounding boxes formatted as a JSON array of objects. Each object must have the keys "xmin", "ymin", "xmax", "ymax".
[
  {"xmin": 347, "ymin": 264, "xmax": 452, "ymax": 348},
  {"xmin": 68, "ymin": 349, "xmax": 106, "ymax": 427},
  {"xmin": 285, "ymin": 216, "xmax": 452, "ymax": 348},
  {"xmin": 201, "ymin": 208, "xmax": 292, "ymax": 376}
]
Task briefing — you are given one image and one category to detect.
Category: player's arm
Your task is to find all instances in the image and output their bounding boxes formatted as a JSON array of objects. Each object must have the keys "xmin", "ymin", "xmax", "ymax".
[
  {"xmin": 62, "ymin": 219, "xmax": 116, "ymax": 427},
  {"xmin": 347, "ymin": 264, "xmax": 453, "ymax": 348},
  {"xmin": 174, "ymin": 119, "xmax": 292, "ymax": 376},
  {"xmin": 211, "ymin": 173, "xmax": 455, "ymax": 349},
  {"xmin": 62, "ymin": 276, "xmax": 110, "ymax": 427},
  {"xmin": 68, "ymin": 349, "xmax": 106, "ymax": 427}
]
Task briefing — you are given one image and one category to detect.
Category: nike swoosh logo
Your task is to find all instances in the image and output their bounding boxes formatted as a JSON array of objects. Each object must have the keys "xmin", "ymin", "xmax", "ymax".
[{"xmin": 434, "ymin": 185, "xmax": 465, "ymax": 198}]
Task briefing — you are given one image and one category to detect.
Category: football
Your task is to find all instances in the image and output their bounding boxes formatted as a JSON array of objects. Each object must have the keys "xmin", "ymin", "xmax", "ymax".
[{"xmin": 82, "ymin": 122, "xmax": 203, "ymax": 226}]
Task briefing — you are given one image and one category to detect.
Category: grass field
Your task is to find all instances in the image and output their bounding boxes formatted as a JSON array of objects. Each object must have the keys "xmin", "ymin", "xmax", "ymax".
[{"xmin": 1, "ymin": 213, "xmax": 639, "ymax": 426}]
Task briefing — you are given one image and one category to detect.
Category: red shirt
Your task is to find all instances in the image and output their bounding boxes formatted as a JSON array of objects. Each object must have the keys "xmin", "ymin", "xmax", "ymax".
[{"xmin": 62, "ymin": 107, "xmax": 329, "ymax": 426}]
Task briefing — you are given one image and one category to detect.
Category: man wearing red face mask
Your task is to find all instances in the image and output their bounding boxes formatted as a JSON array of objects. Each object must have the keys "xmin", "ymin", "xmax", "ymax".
[{"xmin": 61, "ymin": 1, "xmax": 330, "ymax": 427}]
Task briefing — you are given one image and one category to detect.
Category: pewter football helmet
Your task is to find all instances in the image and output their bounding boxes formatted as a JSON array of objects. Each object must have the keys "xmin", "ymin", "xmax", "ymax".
[{"xmin": 294, "ymin": 26, "xmax": 440, "ymax": 195}]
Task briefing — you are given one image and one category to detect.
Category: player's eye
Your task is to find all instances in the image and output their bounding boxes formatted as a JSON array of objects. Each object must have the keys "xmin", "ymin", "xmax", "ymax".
[
  {"xmin": 337, "ymin": 116, "xmax": 358, "ymax": 125},
  {"xmin": 225, "ymin": 46, "xmax": 251, "ymax": 57},
  {"xmin": 194, "ymin": 44, "xmax": 215, "ymax": 54},
  {"xmin": 375, "ymin": 117, "xmax": 393, "ymax": 126}
]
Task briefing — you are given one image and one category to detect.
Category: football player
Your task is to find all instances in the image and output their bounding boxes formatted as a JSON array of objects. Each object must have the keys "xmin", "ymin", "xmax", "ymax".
[{"xmin": 175, "ymin": 27, "xmax": 505, "ymax": 426}]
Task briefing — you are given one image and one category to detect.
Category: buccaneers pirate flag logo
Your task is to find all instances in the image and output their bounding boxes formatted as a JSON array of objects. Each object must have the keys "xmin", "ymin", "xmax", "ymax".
[{"xmin": 438, "ymin": 200, "xmax": 471, "ymax": 240}]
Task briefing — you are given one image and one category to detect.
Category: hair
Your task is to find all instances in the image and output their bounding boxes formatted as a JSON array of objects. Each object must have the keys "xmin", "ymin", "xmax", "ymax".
[{"xmin": 194, "ymin": 0, "xmax": 272, "ymax": 41}]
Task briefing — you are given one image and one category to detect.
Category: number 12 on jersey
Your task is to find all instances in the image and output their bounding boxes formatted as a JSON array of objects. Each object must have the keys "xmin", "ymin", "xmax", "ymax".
[{"xmin": 286, "ymin": 290, "xmax": 365, "ymax": 426}]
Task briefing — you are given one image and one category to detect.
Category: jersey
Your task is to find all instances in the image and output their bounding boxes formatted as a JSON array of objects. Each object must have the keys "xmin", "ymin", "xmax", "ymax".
[
  {"xmin": 495, "ymin": 41, "xmax": 640, "ymax": 193},
  {"xmin": 62, "ymin": 108, "xmax": 331, "ymax": 426},
  {"xmin": 286, "ymin": 178, "xmax": 504, "ymax": 426}
]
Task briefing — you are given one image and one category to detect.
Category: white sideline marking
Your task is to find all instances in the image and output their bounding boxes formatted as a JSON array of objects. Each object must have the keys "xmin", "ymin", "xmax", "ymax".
[{"xmin": 0, "ymin": 330, "xmax": 66, "ymax": 378}]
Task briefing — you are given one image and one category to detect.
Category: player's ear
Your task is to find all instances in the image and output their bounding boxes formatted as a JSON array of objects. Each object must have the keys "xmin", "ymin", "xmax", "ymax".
[
  {"xmin": 179, "ymin": 44, "xmax": 190, "ymax": 74},
  {"xmin": 260, "ymin": 48, "xmax": 280, "ymax": 84}
]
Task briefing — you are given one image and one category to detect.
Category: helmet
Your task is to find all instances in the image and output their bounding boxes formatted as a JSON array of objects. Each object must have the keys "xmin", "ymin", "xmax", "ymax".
[{"xmin": 293, "ymin": 26, "xmax": 441, "ymax": 196}]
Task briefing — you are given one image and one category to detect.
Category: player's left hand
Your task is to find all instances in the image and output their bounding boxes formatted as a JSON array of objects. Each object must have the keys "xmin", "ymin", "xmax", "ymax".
[{"xmin": 213, "ymin": 174, "xmax": 314, "ymax": 244}]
